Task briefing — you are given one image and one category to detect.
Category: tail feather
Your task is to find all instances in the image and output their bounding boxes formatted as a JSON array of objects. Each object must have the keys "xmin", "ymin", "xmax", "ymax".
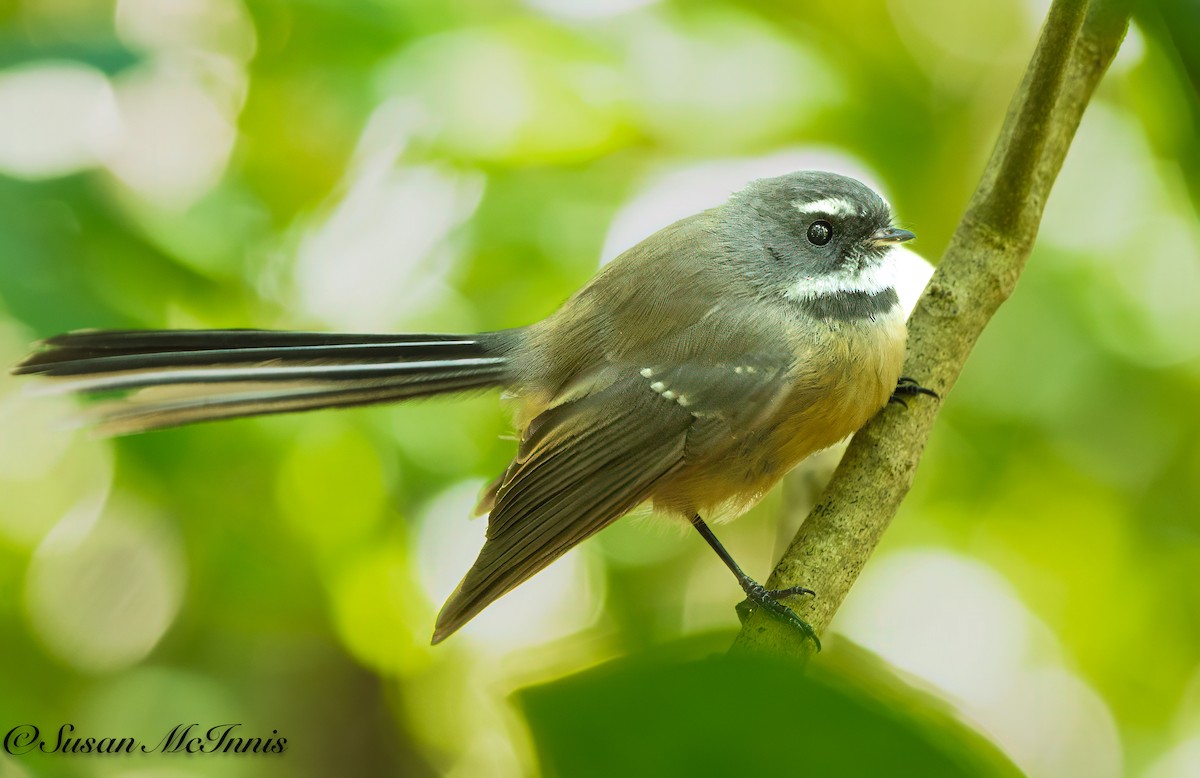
[
  {"xmin": 14, "ymin": 329, "xmax": 489, "ymax": 375},
  {"xmin": 88, "ymin": 372, "xmax": 507, "ymax": 435},
  {"xmin": 14, "ymin": 328, "xmax": 516, "ymax": 434},
  {"xmin": 35, "ymin": 356, "xmax": 508, "ymax": 395}
]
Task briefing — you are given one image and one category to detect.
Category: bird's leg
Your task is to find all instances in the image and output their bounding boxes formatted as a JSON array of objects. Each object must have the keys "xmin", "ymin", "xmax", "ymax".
[
  {"xmin": 689, "ymin": 514, "xmax": 821, "ymax": 651},
  {"xmin": 889, "ymin": 376, "xmax": 939, "ymax": 408}
]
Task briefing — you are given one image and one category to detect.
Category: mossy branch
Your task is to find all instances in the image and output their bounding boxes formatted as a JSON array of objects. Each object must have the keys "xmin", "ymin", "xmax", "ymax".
[{"xmin": 732, "ymin": 0, "xmax": 1131, "ymax": 657}]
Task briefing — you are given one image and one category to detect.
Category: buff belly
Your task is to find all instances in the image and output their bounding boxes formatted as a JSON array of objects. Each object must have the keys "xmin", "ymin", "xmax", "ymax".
[{"xmin": 651, "ymin": 311, "xmax": 906, "ymax": 522}]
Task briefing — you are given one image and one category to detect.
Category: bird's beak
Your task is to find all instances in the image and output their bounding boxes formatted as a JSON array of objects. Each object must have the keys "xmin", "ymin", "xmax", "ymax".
[{"xmin": 869, "ymin": 227, "xmax": 916, "ymax": 246}]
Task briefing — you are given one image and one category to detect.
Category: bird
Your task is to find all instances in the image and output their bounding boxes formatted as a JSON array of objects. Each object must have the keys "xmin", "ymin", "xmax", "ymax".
[{"xmin": 13, "ymin": 170, "xmax": 932, "ymax": 647}]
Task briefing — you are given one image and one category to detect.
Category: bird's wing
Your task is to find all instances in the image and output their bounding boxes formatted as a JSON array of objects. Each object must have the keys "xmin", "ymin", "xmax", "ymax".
[
  {"xmin": 434, "ymin": 376, "xmax": 691, "ymax": 642},
  {"xmin": 635, "ymin": 352, "xmax": 795, "ymax": 429},
  {"xmin": 433, "ymin": 355, "xmax": 799, "ymax": 643}
]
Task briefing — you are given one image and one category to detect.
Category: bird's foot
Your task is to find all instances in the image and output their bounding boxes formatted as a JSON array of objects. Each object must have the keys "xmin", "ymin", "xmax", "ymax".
[
  {"xmin": 889, "ymin": 376, "xmax": 939, "ymax": 408},
  {"xmin": 735, "ymin": 580, "xmax": 821, "ymax": 651}
]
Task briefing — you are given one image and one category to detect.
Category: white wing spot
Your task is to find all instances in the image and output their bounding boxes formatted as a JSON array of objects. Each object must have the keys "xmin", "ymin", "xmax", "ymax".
[
  {"xmin": 661, "ymin": 390, "xmax": 677, "ymax": 401},
  {"xmin": 640, "ymin": 368, "xmax": 654, "ymax": 378},
  {"xmin": 650, "ymin": 381, "xmax": 666, "ymax": 392}
]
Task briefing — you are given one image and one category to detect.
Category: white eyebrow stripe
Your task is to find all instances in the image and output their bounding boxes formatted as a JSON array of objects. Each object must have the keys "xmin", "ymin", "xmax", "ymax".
[{"xmin": 794, "ymin": 197, "xmax": 858, "ymax": 217}]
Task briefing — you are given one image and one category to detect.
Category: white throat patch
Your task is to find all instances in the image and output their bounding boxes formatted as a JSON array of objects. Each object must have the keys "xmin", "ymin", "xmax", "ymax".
[
  {"xmin": 793, "ymin": 197, "xmax": 858, "ymax": 218},
  {"xmin": 785, "ymin": 246, "xmax": 900, "ymax": 300}
]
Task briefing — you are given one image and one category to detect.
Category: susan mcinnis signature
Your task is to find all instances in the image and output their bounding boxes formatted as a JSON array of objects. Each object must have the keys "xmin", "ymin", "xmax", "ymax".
[{"xmin": 3, "ymin": 723, "xmax": 287, "ymax": 755}]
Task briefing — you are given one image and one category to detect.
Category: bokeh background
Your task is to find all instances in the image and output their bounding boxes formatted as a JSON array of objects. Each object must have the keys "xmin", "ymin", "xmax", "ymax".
[{"xmin": 1, "ymin": 0, "xmax": 1198, "ymax": 776}]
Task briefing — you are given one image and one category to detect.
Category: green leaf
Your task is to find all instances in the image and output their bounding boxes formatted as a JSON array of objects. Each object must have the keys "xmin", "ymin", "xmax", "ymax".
[{"xmin": 518, "ymin": 642, "xmax": 1023, "ymax": 778}]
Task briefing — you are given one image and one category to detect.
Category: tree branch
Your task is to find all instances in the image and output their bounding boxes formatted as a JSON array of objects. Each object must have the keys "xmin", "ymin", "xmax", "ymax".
[{"xmin": 732, "ymin": 0, "xmax": 1132, "ymax": 657}]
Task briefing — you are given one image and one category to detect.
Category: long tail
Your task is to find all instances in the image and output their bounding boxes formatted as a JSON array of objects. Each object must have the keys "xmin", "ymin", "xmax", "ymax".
[{"xmin": 13, "ymin": 328, "xmax": 518, "ymax": 435}]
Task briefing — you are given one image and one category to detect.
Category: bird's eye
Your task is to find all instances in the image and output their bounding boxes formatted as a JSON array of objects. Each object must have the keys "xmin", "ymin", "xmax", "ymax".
[{"xmin": 807, "ymin": 220, "xmax": 833, "ymax": 246}]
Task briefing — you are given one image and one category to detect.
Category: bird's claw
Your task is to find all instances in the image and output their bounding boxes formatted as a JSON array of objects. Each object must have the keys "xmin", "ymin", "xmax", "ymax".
[
  {"xmin": 890, "ymin": 376, "xmax": 939, "ymax": 406},
  {"xmin": 737, "ymin": 581, "xmax": 821, "ymax": 651}
]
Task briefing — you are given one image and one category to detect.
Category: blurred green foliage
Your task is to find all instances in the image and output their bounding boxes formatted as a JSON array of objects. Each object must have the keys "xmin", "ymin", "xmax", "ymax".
[
  {"xmin": 0, "ymin": 0, "xmax": 1198, "ymax": 777},
  {"xmin": 520, "ymin": 645, "xmax": 1023, "ymax": 778}
]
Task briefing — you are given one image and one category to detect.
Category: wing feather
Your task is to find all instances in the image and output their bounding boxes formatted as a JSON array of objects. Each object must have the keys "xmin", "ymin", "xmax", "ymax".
[
  {"xmin": 432, "ymin": 383, "xmax": 692, "ymax": 643},
  {"xmin": 433, "ymin": 350, "xmax": 807, "ymax": 643}
]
